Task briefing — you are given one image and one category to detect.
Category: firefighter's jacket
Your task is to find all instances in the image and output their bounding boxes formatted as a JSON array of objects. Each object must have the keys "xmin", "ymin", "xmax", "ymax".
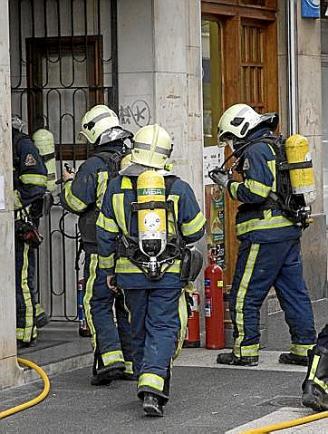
[
  {"xmin": 227, "ymin": 128, "xmax": 301, "ymax": 243},
  {"xmin": 59, "ymin": 143, "xmax": 123, "ymax": 252},
  {"xmin": 13, "ymin": 128, "xmax": 47, "ymax": 210},
  {"xmin": 96, "ymin": 174, "xmax": 206, "ymax": 289}
]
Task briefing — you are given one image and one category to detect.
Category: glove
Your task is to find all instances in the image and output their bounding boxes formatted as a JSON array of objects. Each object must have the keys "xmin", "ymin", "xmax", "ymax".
[
  {"xmin": 62, "ymin": 168, "xmax": 75, "ymax": 182},
  {"xmin": 107, "ymin": 275, "xmax": 118, "ymax": 293},
  {"xmin": 208, "ymin": 168, "xmax": 229, "ymax": 188}
]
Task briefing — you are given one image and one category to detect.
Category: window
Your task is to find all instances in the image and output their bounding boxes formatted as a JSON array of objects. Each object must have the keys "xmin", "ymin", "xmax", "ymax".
[
  {"xmin": 26, "ymin": 36, "xmax": 106, "ymax": 160},
  {"xmin": 241, "ymin": 22, "xmax": 265, "ymax": 112},
  {"xmin": 202, "ymin": 20, "xmax": 224, "ymax": 147},
  {"xmin": 10, "ymin": 0, "xmax": 117, "ymax": 162}
]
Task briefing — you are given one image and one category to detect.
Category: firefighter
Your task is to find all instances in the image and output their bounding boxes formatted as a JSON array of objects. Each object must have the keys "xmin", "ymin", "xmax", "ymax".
[
  {"xmin": 210, "ymin": 104, "xmax": 316, "ymax": 367},
  {"xmin": 31, "ymin": 128, "xmax": 58, "ymax": 330},
  {"xmin": 59, "ymin": 105, "xmax": 134, "ymax": 385},
  {"xmin": 302, "ymin": 324, "xmax": 328, "ymax": 411},
  {"xmin": 12, "ymin": 116, "xmax": 48, "ymax": 348},
  {"xmin": 96, "ymin": 124, "xmax": 206, "ymax": 416}
]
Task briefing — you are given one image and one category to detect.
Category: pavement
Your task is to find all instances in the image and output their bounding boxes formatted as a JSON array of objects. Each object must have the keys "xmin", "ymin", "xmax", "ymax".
[
  {"xmin": 1, "ymin": 322, "xmax": 328, "ymax": 433},
  {"xmin": 15, "ymin": 322, "xmax": 94, "ymax": 384}
]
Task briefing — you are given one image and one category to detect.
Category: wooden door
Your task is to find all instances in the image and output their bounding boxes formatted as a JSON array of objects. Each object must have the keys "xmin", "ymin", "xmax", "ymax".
[{"xmin": 201, "ymin": 1, "xmax": 278, "ymax": 286}]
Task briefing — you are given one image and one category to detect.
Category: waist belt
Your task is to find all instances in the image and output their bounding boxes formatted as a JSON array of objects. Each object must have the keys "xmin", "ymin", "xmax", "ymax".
[
  {"xmin": 116, "ymin": 236, "xmax": 183, "ymax": 280},
  {"xmin": 117, "ymin": 236, "xmax": 182, "ymax": 263},
  {"xmin": 238, "ymin": 198, "xmax": 281, "ymax": 220}
]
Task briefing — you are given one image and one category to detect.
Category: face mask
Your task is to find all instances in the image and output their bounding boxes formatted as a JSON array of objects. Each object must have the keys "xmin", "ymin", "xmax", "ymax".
[{"xmin": 217, "ymin": 134, "xmax": 234, "ymax": 151}]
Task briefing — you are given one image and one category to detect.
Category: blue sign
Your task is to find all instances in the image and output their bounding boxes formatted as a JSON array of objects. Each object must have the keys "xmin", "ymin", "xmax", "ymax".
[{"xmin": 301, "ymin": 0, "xmax": 320, "ymax": 18}]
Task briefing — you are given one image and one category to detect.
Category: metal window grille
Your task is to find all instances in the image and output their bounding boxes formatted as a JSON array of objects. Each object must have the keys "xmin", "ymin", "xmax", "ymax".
[{"xmin": 10, "ymin": 0, "xmax": 118, "ymax": 321}]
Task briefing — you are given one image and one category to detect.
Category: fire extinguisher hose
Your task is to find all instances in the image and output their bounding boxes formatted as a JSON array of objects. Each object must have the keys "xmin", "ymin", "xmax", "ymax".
[
  {"xmin": 0, "ymin": 357, "xmax": 50, "ymax": 420},
  {"xmin": 241, "ymin": 409, "xmax": 328, "ymax": 433}
]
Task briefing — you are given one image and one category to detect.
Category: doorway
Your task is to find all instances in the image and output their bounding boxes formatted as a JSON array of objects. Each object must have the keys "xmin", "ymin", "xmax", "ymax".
[
  {"xmin": 201, "ymin": 1, "xmax": 279, "ymax": 286},
  {"xmin": 10, "ymin": 0, "xmax": 118, "ymax": 321}
]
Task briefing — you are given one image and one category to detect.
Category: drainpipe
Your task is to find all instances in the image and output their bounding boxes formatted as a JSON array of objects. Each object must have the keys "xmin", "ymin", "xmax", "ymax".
[{"xmin": 287, "ymin": 0, "xmax": 298, "ymax": 135}]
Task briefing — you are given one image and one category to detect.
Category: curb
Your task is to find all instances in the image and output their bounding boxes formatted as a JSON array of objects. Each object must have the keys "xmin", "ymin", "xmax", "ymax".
[{"xmin": 19, "ymin": 352, "xmax": 93, "ymax": 386}]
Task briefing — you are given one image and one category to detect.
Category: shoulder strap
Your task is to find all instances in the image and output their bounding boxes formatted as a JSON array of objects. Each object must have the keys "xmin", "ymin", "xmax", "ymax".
[
  {"xmin": 260, "ymin": 135, "xmax": 285, "ymax": 159},
  {"xmin": 165, "ymin": 175, "xmax": 179, "ymax": 196},
  {"xmin": 259, "ymin": 135, "xmax": 293, "ymax": 213},
  {"xmin": 94, "ymin": 150, "xmax": 123, "ymax": 180}
]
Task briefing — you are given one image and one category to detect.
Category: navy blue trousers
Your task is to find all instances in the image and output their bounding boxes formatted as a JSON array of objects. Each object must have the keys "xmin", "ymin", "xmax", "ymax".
[
  {"xmin": 125, "ymin": 287, "xmax": 181, "ymax": 400},
  {"xmin": 230, "ymin": 239, "xmax": 316, "ymax": 358},
  {"xmin": 83, "ymin": 253, "xmax": 133, "ymax": 371}
]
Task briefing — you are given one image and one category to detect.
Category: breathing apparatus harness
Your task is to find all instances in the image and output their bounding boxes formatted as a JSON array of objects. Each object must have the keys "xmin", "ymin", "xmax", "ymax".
[
  {"xmin": 209, "ymin": 134, "xmax": 314, "ymax": 230},
  {"xmin": 117, "ymin": 175, "xmax": 181, "ymax": 280},
  {"xmin": 116, "ymin": 174, "xmax": 203, "ymax": 281},
  {"xmin": 77, "ymin": 147, "xmax": 127, "ymax": 252}
]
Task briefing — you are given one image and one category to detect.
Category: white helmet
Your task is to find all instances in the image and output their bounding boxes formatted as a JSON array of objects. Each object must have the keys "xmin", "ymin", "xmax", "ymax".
[
  {"xmin": 79, "ymin": 105, "xmax": 132, "ymax": 145},
  {"xmin": 217, "ymin": 103, "xmax": 278, "ymax": 144},
  {"xmin": 131, "ymin": 124, "xmax": 172, "ymax": 169}
]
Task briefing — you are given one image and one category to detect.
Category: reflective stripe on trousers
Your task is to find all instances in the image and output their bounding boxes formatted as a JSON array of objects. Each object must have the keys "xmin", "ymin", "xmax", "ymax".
[
  {"xmin": 83, "ymin": 253, "xmax": 133, "ymax": 366},
  {"xmin": 16, "ymin": 240, "xmax": 36, "ymax": 343},
  {"xmin": 230, "ymin": 239, "xmax": 316, "ymax": 358}
]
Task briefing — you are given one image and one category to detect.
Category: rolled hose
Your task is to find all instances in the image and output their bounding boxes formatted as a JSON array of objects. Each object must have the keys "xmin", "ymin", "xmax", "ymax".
[
  {"xmin": 241, "ymin": 409, "xmax": 328, "ymax": 433},
  {"xmin": 0, "ymin": 357, "xmax": 50, "ymax": 420}
]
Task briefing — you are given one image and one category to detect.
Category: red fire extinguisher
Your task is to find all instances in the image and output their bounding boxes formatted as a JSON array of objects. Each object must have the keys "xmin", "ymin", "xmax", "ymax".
[
  {"xmin": 183, "ymin": 291, "xmax": 201, "ymax": 348},
  {"xmin": 205, "ymin": 257, "xmax": 224, "ymax": 349}
]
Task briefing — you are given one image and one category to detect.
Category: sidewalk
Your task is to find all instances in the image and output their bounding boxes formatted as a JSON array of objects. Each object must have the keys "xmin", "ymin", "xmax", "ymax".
[
  {"xmin": 1, "ymin": 322, "xmax": 326, "ymax": 433},
  {"xmin": 16, "ymin": 321, "xmax": 94, "ymax": 384}
]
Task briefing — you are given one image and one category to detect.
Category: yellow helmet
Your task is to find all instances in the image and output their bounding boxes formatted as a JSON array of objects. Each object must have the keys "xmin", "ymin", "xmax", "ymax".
[
  {"xmin": 131, "ymin": 124, "xmax": 172, "ymax": 169},
  {"xmin": 32, "ymin": 128, "xmax": 54, "ymax": 154},
  {"xmin": 79, "ymin": 105, "xmax": 120, "ymax": 144}
]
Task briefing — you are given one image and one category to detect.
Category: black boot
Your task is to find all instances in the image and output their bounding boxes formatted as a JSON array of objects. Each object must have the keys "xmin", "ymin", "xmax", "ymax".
[
  {"xmin": 143, "ymin": 392, "xmax": 164, "ymax": 417},
  {"xmin": 120, "ymin": 372, "xmax": 138, "ymax": 381},
  {"xmin": 17, "ymin": 339, "xmax": 37, "ymax": 350},
  {"xmin": 36, "ymin": 311, "xmax": 49, "ymax": 329},
  {"xmin": 216, "ymin": 352, "xmax": 258, "ymax": 366},
  {"xmin": 302, "ymin": 346, "xmax": 328, "ymax": 411},
  {"xmin": 35, "ymin": 304, "xmax": 49, "ymax": 329},
  {"xmin": 91, "ymin": 366, "xmax": 124, "ymax": 386},
  {"xmin": 90, "ymin": 352, "xmax": 124, "ymax": 386},
  {"xmin": 279, "ymin": 352, "xmax": 308, "ymax": 366}
]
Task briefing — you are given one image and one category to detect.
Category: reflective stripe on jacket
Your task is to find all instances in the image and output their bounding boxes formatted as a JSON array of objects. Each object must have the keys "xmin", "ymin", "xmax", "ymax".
[
  {"xmin": 60, "ymin": 156, "xmax": 109, "ymax": 214},
  {"xmin": 13, "ymin": 130, "xmax": 47, "ymax": 208}
]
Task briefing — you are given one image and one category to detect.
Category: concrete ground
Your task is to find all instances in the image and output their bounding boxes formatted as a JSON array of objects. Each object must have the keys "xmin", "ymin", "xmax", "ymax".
[{"xmin": 1, "ymin": 323, "xmax": 328, "ymax": 433}]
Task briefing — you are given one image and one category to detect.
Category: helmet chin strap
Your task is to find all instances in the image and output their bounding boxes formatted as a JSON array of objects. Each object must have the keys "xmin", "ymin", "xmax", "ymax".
[
  {"xmin": 219, "ymin": 139, "xmax": 250, "ymax": 171},
  {"xmin": 219, "ymin": 131, "xmax": 273, "ymax": 172}
]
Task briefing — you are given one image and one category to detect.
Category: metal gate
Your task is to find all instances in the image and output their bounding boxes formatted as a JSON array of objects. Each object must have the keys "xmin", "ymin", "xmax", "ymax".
[{"xmin": 9, "ymin": 0, "xmax": 118, "ymax": 320}]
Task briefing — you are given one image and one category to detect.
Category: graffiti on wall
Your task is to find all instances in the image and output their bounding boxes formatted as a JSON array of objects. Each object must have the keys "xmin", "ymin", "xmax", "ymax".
[{"xmin": 119, "ymin": 99, "xmax": 151, "ymax": 127}]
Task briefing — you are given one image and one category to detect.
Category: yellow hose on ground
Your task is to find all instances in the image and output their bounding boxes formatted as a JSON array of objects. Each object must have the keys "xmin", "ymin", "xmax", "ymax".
[
  {"xmin": 242, "ymin": 409, "xmax": 328, "ymax": 433},
  {"xmin": 0, "ymin": 357, "xmax": 50, "ymax": 420}
]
